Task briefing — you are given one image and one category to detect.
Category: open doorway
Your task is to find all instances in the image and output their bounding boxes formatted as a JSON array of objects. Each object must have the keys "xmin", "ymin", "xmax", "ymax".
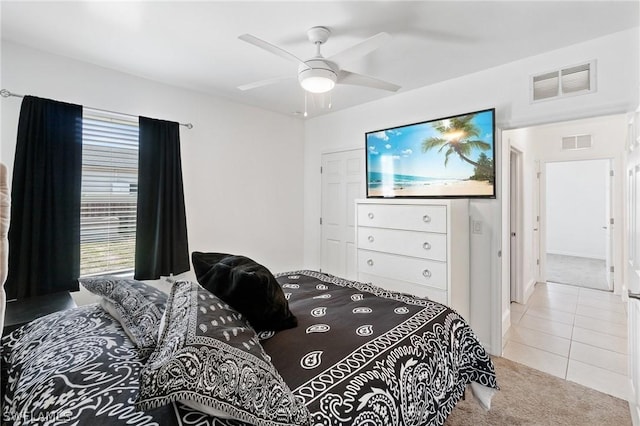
[{"xmin": 544, "ymin": 159, "xmax": 613, "ymax": 291}]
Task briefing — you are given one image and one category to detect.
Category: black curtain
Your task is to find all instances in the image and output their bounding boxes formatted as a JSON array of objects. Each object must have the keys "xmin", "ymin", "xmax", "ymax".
[
  {"xmin": 5, "ymin": 96, "xmax": 82, "ymax": 300},
  {"xmin": 134, "ymin": 116, "xmax": 189, "ymax": 280}
]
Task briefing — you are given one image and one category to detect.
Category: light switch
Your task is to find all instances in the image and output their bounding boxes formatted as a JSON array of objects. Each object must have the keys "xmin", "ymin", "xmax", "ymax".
[{"xmin": 472, "ymin": 220, "xmax": 483, "ymax": 234}]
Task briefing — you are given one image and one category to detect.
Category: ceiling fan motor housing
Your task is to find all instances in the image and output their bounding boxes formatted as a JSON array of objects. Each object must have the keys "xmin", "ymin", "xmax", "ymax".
[{"xmin": 307, "ymin": 26, "xmax": 331, "ymax": 44}]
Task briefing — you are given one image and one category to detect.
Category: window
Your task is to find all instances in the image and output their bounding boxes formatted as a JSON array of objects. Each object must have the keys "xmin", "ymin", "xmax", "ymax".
[
  {"xmin": 560, "ymin": 64, "xmax": 591, "ymax": 94},
  {"xmin": 80, "ymin": 110, "xmax": 139, "ymax": 276},
  {"xmin": 531, "ymin": 61, "xmax": 596, "ymax": 102},
  {"xmin": 532, "ymin": 71, "xmax": 560, "ymax": 101}
]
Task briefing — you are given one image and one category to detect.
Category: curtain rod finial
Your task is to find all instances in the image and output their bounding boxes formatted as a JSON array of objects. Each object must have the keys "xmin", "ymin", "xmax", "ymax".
[{"xmin": 0, "ymin": 89, "xmax": 22, "ymax": 98}]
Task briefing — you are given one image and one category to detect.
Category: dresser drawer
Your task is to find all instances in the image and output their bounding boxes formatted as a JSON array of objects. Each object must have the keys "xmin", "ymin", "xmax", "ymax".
[
  {"xmin": 358, "ymin": 272, "xmax": 448, "ymax": 304},
  {"xmin": 357, "ymin": 227, "xmax": 447, "ymax": 261},
  {"xmin": 358, "ymin": 249, "xmax": 447, "ymax": 290},
  {"xmin": 357, "ymin": 204, "xmax": 447, "ymax": 233}
]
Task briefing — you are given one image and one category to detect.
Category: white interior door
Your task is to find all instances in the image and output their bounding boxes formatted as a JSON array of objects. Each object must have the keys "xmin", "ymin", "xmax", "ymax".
[{"xmin": 320, "ymin": 149, "xmax": 364, "ymax": 279}]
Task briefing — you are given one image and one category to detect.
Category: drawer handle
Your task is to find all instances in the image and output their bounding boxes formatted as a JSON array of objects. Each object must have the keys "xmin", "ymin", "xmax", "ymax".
[
  {"xmin": 367, "ymin": 259, "xmax": 374, "ymax": 266},
  {"xmin": 423, "ymin": 242, "xmax": 431, "ymax": 250},
  {"xmin": 368, "ymin": 235, "xmax": 375, "ymax": 243},
  {"xmin": 368, "ymin": 212, "xmax": 374, "ymax": 219},
  {"xmin": 422, "ymin": 269, "xmax": 431, "ymax": 278},
  {"xmin": 423, "ymin": 214, "xmax": 431, "ymax": 223}
]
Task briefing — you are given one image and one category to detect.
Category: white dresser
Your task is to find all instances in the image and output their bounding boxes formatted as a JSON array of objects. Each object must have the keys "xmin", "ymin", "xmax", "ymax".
[{"xmin": 355, "ymin": 199, "xmax": 470, "ymax": 319}]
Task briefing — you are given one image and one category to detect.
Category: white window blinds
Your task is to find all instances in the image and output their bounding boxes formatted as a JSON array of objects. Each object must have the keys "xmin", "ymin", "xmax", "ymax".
[
  {"xmin": 561, "ymin": 64, "xmax": 591, "ymax": 94},
  {"xmin": 80, "ymin": 110, "xmax": 139, "ymax": 276},
  {"xmin": 532, "ymin": 61, "xmax": 595, "ymax": 102},
  {"xmin": 533, "ymin": 71, "xmax": 560, "ymax": 101}
]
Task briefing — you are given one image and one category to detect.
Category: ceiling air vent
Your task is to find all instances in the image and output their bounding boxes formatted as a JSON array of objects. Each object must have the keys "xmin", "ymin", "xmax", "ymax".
[
  {"xmin": 532, "ymin": 61, "xmax": 595, "ymax": 102},
  {"xmin": 561, "ymin": 134, "xmax": 592, "ymax": 150}
]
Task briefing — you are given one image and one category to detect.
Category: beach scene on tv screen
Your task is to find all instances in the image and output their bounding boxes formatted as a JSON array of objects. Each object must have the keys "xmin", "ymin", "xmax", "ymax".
[{"xmin": 366, "ymin": 109, "xmax": 495, "ymax": 197}]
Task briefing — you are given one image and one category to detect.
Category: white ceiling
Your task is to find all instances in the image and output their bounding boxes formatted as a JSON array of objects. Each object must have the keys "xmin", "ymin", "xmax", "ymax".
[{"xmin": 1, "ymin": 1, "xmax": 638, "ymax": 118}]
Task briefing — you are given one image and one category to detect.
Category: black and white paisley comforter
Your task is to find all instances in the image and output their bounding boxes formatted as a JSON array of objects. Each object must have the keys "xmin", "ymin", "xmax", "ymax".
[
  {"xmin": 2, "ymin": 270, "xmax": 497, "ymax": 425},
  {"xmin": 1, "ymin": 304, "xmax": 176, "ymax": 425}
]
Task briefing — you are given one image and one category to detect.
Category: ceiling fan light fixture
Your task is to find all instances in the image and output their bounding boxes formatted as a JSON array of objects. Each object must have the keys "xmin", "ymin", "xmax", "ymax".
[{"xmin": 299, "ymin": 68, "xmax": 337, "ymax": 93}]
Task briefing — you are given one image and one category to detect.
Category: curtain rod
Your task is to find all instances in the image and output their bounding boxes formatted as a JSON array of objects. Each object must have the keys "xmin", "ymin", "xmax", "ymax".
[{"xmin": 0, "ymin": 89, "xmax": 193, "ymax": 129}]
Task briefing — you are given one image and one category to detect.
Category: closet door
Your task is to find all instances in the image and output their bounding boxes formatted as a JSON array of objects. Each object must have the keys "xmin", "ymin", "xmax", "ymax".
[{"xmin": 320, "ymin": 149, "xmax": 364, "ymax": 279}]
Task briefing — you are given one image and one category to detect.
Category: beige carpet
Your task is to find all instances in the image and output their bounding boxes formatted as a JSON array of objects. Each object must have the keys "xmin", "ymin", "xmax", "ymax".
[
  {"xmin": 445, "ymin": 356, "xmax": 631, "ymax": 425},
  {"xmin": 546, "ymin": 253, "xmax": 608, "ymax": 291}
]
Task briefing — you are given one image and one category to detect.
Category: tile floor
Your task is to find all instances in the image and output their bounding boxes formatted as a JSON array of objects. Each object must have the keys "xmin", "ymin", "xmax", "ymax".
[{"xmin": 505, "ymin": 281, "xmax": 629, "ymax": 400}]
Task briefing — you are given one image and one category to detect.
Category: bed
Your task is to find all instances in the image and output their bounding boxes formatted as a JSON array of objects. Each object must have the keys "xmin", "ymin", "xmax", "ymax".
[{"xmin": 1, "ymin": 259, "xmax": 497, "ymax": 425}]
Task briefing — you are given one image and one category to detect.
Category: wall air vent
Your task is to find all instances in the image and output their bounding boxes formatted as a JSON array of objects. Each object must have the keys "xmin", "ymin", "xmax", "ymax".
[
  {"xmin": 561, "ymin": 134, "xmax": 592, "ymax": 150},
  {"xmin": 531, "ymin": 61, "xmax": 596, "ymax": 102}
]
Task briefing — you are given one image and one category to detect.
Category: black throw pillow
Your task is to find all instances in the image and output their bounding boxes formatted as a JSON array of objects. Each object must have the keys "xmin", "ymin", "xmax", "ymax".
[{"xmin": 191, "ymin": 252, "xmax": 297, "ymax": 331}]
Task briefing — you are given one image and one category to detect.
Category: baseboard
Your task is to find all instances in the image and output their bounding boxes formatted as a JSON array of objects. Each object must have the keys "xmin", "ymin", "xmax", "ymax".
[
  {"xmin": 487, "ymin": 341, "xmax": 503, "ymax": 357},
  {"xmin": 629, "ymin": 301, "xmax": 638, "ymax": 425},
  {"xmin": 546, "ymin": 250, "xmax": 605, "ymax": 261},
  {"xmin": 630, "ymin": 387, "xmax": 639, "ymax": 426},
  {"xmin": 501, "ymin": 309, "xmax": 510, "ymax": 352},
  {"xmin": 523, "ymin": 279, "xmax": 536, "ymax": 304}
]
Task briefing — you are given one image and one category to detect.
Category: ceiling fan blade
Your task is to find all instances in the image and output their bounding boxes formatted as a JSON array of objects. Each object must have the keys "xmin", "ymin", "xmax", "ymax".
[
  {"xmin": 338, "ymin": 70, "xmax": 401, "ymax": 92},
  {"xmin": 237, "ymin": 75, "xmax": 293, "ymax": 91},
  {"xmin": 239, "ymin": 34, "xmax": 310, "ymax": 70},
  {"xmin": 328, "ymin": 32, "xmax": 391, "ymax": 65}
]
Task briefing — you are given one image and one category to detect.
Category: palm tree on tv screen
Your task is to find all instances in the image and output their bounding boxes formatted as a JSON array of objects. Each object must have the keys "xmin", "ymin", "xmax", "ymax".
[{"xmin": 421, "ymin": 114, "xmax": 490, "ymax": 170}]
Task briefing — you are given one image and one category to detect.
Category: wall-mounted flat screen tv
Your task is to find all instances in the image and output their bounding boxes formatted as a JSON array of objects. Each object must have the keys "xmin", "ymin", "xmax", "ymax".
[{"xmin": 365, "ymin": 108, "xmax": 496, "ymax": 199}]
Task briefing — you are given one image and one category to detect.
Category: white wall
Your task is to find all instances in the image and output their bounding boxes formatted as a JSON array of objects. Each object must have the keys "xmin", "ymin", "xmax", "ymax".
[
  {"xmin": 546, "ymin": 160, "xmax": 609, "ymax": 259},
  {"xmin": 304, "ymin": 28, "xmax": 639, "ymax": 354},
  {"xmin": 1, "ymin": 41, "xmax": 305, "ymax": 304}
]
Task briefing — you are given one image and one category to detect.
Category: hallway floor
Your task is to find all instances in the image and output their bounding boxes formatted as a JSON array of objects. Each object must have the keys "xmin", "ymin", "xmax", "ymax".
[
  {"xmin": 505, "ymin": 281, "xmax": 628, "ymax": 400},
  {"xmin": 546, "ymin": 253, "xmax": 609, "ymax": 291}
]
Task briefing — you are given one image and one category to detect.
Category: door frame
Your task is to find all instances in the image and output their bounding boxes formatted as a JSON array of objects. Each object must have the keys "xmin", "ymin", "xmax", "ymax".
[
  {"xmin": 510, "ymin": 147, "xmax": 524, "ymax": 303},
  {"xmin": 605, "ymin": 161, "xmax": 614, "ymax": 290}
]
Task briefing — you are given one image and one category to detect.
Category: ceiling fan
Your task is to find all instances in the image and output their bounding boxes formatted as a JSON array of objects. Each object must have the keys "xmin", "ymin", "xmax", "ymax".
[{"xmin": 238, "ymin": 26, "xmax": 401, "ymax": 94}]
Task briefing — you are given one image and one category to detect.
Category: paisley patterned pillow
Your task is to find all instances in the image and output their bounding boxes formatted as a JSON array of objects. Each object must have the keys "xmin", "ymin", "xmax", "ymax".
[
  {"xmin": 79, "ymin": 276, "xmax": 167, "ymax": 358},
  {"xmin": 136, "ymin": 280, "xmax": 310, "ymax": 426}
]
